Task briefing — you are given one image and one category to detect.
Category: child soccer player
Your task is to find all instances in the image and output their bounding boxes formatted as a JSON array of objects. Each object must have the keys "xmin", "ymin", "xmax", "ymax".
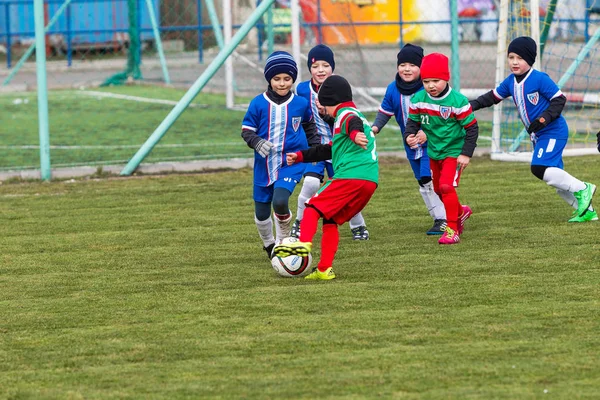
[
  {"xmin": 273, "ymin": 75, "xmax": 378, "ymax": 280},
  {"xmin": 241, "ymin": 51, "xmax": 319, "ymax": 259},
  {"xmin": 293, "ymin": 44, "xmax": 370, "ymax": 241},
  {"xmin": 470, "ymin": 36, "xmax": 597, "ymax": 222},
  {"xmin": 404, "ymin": 53, "xmax": 478, "ymax": 244},
  {"xmin": 371, "ymin": 44, "xmax": 447, "ymax": 235}
]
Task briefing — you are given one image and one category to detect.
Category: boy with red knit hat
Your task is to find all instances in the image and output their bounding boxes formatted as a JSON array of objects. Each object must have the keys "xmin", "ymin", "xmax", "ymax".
[{"xmin": 403, "ymin": 53, "xmax": 479, "ymax": 244}]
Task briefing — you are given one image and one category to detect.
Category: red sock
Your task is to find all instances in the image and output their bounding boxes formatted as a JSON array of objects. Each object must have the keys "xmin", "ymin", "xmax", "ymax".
[
  {"xmin": 299, "ymin": 207, "xmax": 319, "ymax": 243},
  {"xmin": 317, "ymin": 223, "xmax": 339, "ymax": 272}
]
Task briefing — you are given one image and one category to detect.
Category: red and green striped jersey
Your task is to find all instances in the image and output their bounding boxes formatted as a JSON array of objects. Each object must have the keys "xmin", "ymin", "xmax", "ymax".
[
  {"xmin": 332, "ymin": 105, "xmax": 379, "ymax": 184},
  {"xmin": 408, "ymin": 87, "xmax": 476, "ymax": 160}
]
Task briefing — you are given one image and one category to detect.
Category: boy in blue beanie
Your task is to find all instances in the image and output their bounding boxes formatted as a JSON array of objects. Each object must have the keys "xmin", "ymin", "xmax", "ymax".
[{"xmin": 241, "ymin": 51, "xmax": 320, "ymax": 259}]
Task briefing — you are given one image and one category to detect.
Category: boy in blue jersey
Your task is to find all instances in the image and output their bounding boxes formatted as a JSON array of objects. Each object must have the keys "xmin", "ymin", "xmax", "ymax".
[
  {"xmin": 470, "ymin": 36, "xmax": 597, "ymax": 222},
  {"xmin": 293, "ymin": 44, "xmax": 370, "ymax": 241},
  {"xmin": 371, "ymin": 44, "xmax": 447, "ymax": 235},
  {"xmin": 241, "ymin": 51, "xmax": 319, "ymax": 259}
]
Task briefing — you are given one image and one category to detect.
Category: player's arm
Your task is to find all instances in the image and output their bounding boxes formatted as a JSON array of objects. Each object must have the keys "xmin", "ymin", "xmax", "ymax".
[
  {"xmin": 403, "ymin": 119, "xmax": 422, "ymax": 149},
  {"xmin": 302, "ymin": 119, "xmax": 320, "ymax": 147},
  {"xmin": 527, "ymin": 94, "xmax": 567, "ymax": 133},
  {"xmin": 346, "ymin": 116, "xmax": 368, "ymax": 149},
  {"xmin": 371, "ymin": 111, "xmax": 392, "ymax": 135},
  {"xmin": 288, "ymin": 143, "xmax": 333, "ymax": 164},
  {"xmin": 469, "ymin": 90, "xmax": 502, "ymax": 111}
]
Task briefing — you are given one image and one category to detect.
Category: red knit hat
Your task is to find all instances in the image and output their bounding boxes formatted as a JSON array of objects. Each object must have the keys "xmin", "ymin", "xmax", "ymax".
[{"xmin": 420, "ymin": 53, "xmax": 450, "ymax": 81}]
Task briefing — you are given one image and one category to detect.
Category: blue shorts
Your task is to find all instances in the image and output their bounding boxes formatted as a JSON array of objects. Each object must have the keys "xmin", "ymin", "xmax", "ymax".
[
  {"xmin": 253, "ymin": 163, "xmax": 304, "ymax": 203},
  {"xmin": 407, "ymin": 152, "xmax": 432, "ymax": 181},
  {"xmin": 531, "ymin": 135, "xmax": 565, "ymax": 169},
  {"xmin": 303, "ymin": 160, "xmax": 335, "ymax": 180}
]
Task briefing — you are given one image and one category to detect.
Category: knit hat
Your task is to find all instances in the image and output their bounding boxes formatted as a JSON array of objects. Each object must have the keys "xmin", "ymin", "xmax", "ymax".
[
  {"xmin": 264, "ymin": 51, "xmax": 298, "ymax": 83},
  {"xmin": 507, "ymin": 36, "xmax": 537, "ymax": 66},
  {"xmin": 420, "ymin": 53, "xmax": 450, "ymax": 81},
  {"xmin": 307, "ymin": 44, "xmax": 335, "ymax": 72},
  {"xmin": 397, "ymin": 43, "xmax": 424, "ymax": 67},
  {"xmin": 318, "ymin": 75, "xmax": 352, "ymax": 106}
]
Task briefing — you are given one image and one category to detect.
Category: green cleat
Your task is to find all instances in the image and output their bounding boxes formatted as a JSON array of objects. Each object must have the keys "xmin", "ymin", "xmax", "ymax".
[
  {"xmin": 304, "ymin": 267, "xmax": 336, "ymax": 280},
  {"xmin": 272, "ymin": 240, "xmax": 312, "ymax": 258},
  {"xmin": 568, "ymin": 209, "xmax": 599, "ymax": 223},
  {"xmin": 574, "ymin": 183, "xmax": 596, "ymax": 217}
]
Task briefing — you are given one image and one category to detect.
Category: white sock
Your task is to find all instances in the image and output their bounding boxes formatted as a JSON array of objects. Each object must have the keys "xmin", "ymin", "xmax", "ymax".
[
  {"xmin": 274, "ymin": 212, "xmax": 293, "ymax": 242},
  {"xmin": 349, "ymin": 212, "xmax": 365, "ymax": 229},
  {"xmin": 296, "ymin": 176, "xmax": 321, "ymax": 221},
  {"xmin": 543, "ymin": 167, "xmax": 586, "ymax": 193},
  {"xmin": 255, "ymin": 216, "xmax": 275, "ymax": 247},
  {"xmin": 556, "ymin": 189, "xmax": 594, "ymax": 211},
  {"xmin": 420, "ymin": 181, "xmax": 446, "ymax": 220}
]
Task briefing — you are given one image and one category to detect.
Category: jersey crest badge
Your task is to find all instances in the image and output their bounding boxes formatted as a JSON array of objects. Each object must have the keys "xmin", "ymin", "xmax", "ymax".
[
  {"xmin": 527, "ymin": 92, "xmax": 539, "ymax": 105},
  {"xmin": 439, "ymin": 106, "xmax": 451, "ymax": 120},
  {"xmin": 292, "ymin": 117, "xmax": 301, "ymax": 132}
]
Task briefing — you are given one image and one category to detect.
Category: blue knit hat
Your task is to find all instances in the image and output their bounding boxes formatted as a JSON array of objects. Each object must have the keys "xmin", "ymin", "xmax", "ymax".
[
  {"xmin": 307, "ymin": 44, "xmax": 335, "ymax": 72},
  {"xmin": 508, "ymin": 36, "xmax": 537, "ymax": 66},
  {"xmin": 264, "ymin": 51, "xmax": 298, "ymax": 83}
]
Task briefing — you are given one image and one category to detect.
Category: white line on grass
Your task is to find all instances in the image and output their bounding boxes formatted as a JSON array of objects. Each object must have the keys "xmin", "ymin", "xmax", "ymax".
[
  {"xmin": 0, "ymin": 143, "xmax": 245, "ymax": 150},
  {"xmin": 76, "ymin": 90, "xmax": 209, "ymax": 108}
]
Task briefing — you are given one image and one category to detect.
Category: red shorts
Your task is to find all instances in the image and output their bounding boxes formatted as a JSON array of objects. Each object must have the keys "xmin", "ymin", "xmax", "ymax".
[{"xmin": 306, "ymin": 179, "xmax": 377, "ymax": 225}]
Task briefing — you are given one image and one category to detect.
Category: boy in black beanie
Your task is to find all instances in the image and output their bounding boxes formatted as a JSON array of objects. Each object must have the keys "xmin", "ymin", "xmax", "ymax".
[
  {"xmin": 371, "ymin": 44, "xmax": 447, "ymax": 235},
  {"xmin": 294, "ymin": 44, "xmax": 370, "ymax": 241},
  {"xmin": 470, "ymin": 36, "xmax": 597, "ymax": 222},
  {"xmin": 273, "ymin": 76, "xmax": 379, "ymax": 280}
]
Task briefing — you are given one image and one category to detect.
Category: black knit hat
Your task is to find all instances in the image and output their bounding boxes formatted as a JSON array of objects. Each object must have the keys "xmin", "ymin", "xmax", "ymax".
[
  {"xmin": 507, "ymin": 36, "xmax": 537, "ymax": 66},
  {"xmin": 307, "ymin": 44, "xmax": 335, "ymax": 72},
  {"xmin": 397, "ymin": 43, "xmax": 424, "ymax": 67},
  {"xmin": 318, "ymin": 75, "xmax": 352, "ymax": 106}
]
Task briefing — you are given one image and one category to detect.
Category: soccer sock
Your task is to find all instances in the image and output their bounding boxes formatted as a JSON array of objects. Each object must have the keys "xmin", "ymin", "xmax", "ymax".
[
  {"xmin": 349, "ymin": 212, "xmax": 366, "ymax": 229},
  {"xmin": 543, "ymin": 167, "xmax": 586, "ymax": 193},
  {"xmin": 299, "ymin": 206, "xmax": 320, "ymax": 244},
  {"xmin": 255, "ymin": 216, "xmax": 274, "ymax": 247},
  {"xmin": 317, "ymin": 223, "xmax": 339, "ymax": 272},
  {"xmin": 439, "ymin": 184, "xmax": 460, "ymax": 231},
  {"xmin": 419, "ymin": 181, "xmax": 446, "ymax": 220},
  {"xmin": 274, "ymin": 212, "xmax": 292, "ymax": 241},
  {"xmin": 296, "ymin": 176, "xmax": 321, "ymax": 221}
]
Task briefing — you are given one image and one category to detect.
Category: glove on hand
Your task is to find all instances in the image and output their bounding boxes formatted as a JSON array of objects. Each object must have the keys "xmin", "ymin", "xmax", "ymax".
[
  {"xmin": 254, "ymin": 139, "xmax": 274, "ymax": 158},
  {"xmin": 527, "ymin": 117, "xmax": 547, "ymax": 134}
]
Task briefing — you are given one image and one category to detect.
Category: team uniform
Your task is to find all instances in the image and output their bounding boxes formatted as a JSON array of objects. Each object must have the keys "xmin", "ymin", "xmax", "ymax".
[
  {"xmin": 379, "ymin": 82, "xmax": 431, "ymax": 180},
  {"xmin": 306, "ymin": 104, "xmax": 379, "ymax": 224},
  {"xmin": 242, "ymin": 92, "xmax": 313, "ymax": 202},
  {"xmin": 296, "ymin": 80, "xmax": 335, "ymax": 179},
  {"xmin": 493, "ymin": 69, "xmax": 568, "ymax": 168}
]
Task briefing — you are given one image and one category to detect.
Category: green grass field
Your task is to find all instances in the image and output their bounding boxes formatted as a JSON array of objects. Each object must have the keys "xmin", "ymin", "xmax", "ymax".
[
  {"xmin": 1, "ymin": 155, "xmax": 599, "ymax": 398},
  {"xmin": 1, "ymin": 85, "xmax": 416, "ymax": 171}
]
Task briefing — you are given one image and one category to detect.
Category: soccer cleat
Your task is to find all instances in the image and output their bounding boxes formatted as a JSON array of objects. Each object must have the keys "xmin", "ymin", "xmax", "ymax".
[
  {"xmin": 304, "ymin": 267, "xmax": 336, "ymax": 280},
  {"xmin": 574, "ymin": 183, "xmax": 596, "ymax": 217},
  {"xmin": 351, "ymin": 225, "xmax": 370, "ymax": 241},
  {"xmin": 263, "ymin": 243, "xmax": 275, "ymax": 260},
  {"xmin": 458, "ymin": 205, "xmax": 473, "ymax": 235},
  {"xmin": 438, "ymin": 226, "xmax": 460, "ymax": 245},
  {"xmin": 290, "ymin": 219, "xmax": 301, "ymax": 238},
  {"xmin": 426, "ymin": 219, "xmax": 447, "ymax": 235},
  {"xmin": 272, "ymin": 240, "xmax": 312, "ymax": 258},
  {"xmin": 568, "ymin": 209, "xmax": 599, "ymax": 223}
]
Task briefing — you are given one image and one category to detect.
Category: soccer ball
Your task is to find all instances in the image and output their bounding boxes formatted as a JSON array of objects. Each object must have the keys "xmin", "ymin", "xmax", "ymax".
[{"xmin": 270, "ymin": 238, "xmax": 313, "ymax": 278}]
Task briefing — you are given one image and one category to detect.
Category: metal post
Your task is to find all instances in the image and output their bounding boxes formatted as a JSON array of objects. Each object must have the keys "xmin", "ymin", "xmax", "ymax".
[
  {"xmin": 145, "ymin": 0, "xmax": 170, "ymax": 83},
  {"xmin": 66, "ymin": 3, "xmax": 72, "ymax": 67},
  {"xmin": 34, "ymin": 0, "xmax": 51, "ymax": 180},
  {"xmin": 290, "ymin": 0, "xmax": 301, "ymax": 82},
  {"xmin": 267, "ymin": 3, "xmax": 274, "ymax": 54},
  {"xmin": 450, "ymin": 0, "xmax": 460, "ymax": 91},
  {"xmin": 5, "ymin": 4, "xmax": 11, "ymax": 68},
  {"xmin": 197, "ymin": 0, "xmax": 203, "ymax": 63},
  {"xmin": 224, "ymin": 0, "xmax": 234, "ymax": 108},
  {"xmin": 121, "ymin": 0, "xmax": 277, "ymax": 175}
]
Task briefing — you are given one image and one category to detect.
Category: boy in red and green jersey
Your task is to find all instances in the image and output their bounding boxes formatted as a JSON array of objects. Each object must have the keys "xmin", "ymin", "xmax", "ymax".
[
  {"xmin": 273, "ymin": 75, "xmax": 378, "ymax": 280},
  {"xmin": 404, "ymin": 53, "xmax": 479, "ymax": 245}
]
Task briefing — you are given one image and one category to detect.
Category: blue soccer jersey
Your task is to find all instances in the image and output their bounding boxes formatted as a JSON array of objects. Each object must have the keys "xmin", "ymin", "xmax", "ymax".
[
  {"xmin": 493, "ymin": 69, "xmax": 568, "ymax": 140},
  {"xmin": 379, "ymin": 81, "xmax": 426, "ymax": 160},
  {"xmin": 242, "ymin": 92, "xmax": 313, "ymax": 186},
  {"xmin": 296, "ymin": 81, "xmax": 333, "ymax": 144}
]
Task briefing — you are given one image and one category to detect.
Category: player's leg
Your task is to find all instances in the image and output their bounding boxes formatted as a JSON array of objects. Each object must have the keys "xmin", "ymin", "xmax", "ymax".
[
  {"xmin": 304, "ymin": 219, "xmax": 338, "ymax": 280},
  {"xmin": 434, "ymin": 158, "xmax": 461, "ymax": 244},
  {"xmin": 254, "ymin": 185, "xmax": 276, "ymax": 259},
  {"xmin": 531, "ymin": 137, "xmax": 596, "ymax": 219},
  {"xmin": 349, "ymin": 212, "xmax": 369, "ymax": 241},
  {"xmin": 411, "ymin": 156, "xmax": 446, "ymax": 235},
  {"xmin": 292, "ymin": 168, "xmax": 323, "ymax": 238},
  {"xmin": 272, "ymin": 187, "xmax": 293, "ymax": 242}
]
